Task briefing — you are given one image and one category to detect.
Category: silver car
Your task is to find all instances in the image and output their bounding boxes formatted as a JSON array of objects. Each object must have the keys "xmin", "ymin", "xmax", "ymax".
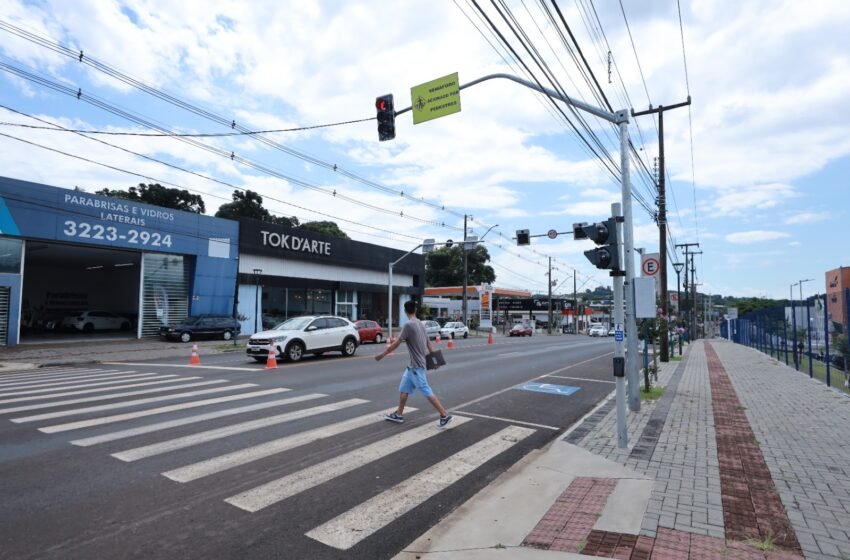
[{"xmin": 423, "ymin": 320, "xmax": 441, "ymax": 340}]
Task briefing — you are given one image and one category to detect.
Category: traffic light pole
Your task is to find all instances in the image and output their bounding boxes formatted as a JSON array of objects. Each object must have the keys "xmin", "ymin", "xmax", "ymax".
[
  {"xmin": 611, "ymin": 202, "xmax": 628, "ymax": 448},
  {"xmin": 462, "ymin": 214, "xmax": 468, "ymax": 326},
  {"xmin": 394, "ymin": 73, "xmax": 639, "ymax": 404}
]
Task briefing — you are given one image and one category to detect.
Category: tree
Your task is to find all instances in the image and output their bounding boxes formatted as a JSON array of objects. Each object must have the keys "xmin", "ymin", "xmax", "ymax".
[
  {"xmin": 425, "ymin": 245, "xmax": 495, "ymax": 287},
  {"xmin": 96, "ymin": 183, "xmax": 205, "ymax": 213},
  {"xmin": 298, "ymin": 221, "xmax": 349, "ymax": 239},
  {"xmin": 214, "ymin": 190, "xmax": 298, "ymax": 227}
]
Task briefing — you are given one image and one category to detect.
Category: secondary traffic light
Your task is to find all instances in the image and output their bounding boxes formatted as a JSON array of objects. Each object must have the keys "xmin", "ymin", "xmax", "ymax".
[
  {"xmin": 375, "ymin": 94, "xmax": 395, "ymax": 141},
  {"xmin": 579, "ymin": 219, "xmax": 621, "ymax": 273},
  {"xmin": 516, "ymin": 229, "xmax": 530, "ymax": 246}
]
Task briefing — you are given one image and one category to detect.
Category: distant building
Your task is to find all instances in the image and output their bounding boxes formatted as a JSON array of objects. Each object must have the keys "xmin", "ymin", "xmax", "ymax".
[{"xmin": 825, "ymin": 267, "xmax": 850, "ymax": 328}]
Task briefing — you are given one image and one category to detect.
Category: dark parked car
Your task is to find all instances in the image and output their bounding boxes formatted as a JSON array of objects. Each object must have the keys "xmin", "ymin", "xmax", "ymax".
[
  {"xmin": 509, "ymin": 324, "xmax": 533, "ymax": 337},
  {"xmin": 160, "ymin": 315, "xmax": 241, "ymax": 343},
  {"xmin": 354, "ymin": 320, "xmax": 384, "ymax": 343}
]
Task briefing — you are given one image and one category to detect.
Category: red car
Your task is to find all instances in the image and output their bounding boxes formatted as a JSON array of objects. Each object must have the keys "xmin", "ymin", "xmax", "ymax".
[
  {"xmin": 354, "ymin": 320, "xmax": 384, "ymax": 343},
  {"xmin": 509, "ymin": 324, "xmax": 533, "ymax": 337}
]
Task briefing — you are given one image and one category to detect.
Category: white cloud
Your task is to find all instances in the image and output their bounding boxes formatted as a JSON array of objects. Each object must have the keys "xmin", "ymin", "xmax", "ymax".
[
  {"xmin": 725, "ymin": 230, "xmax": 791, "ymax": 244},
  {"xmin": 783, "ymin": 211, "xmax": 830, "ymax": 225}
]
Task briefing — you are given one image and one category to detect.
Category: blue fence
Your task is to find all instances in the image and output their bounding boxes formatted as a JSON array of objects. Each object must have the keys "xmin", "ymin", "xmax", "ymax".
[{"xmin": 724, "ymin": 290, "xmax": 849, "ymax": 394}]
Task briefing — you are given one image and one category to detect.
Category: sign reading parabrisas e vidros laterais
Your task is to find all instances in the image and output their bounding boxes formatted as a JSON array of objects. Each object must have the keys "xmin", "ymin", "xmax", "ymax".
[{"xmin": 411, "ymin": 72, "xmax": 461, "ymax": 124}]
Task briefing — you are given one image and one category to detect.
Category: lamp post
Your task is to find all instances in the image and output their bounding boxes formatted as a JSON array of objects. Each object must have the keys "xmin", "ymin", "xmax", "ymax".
[
  {"xmin": 462, "ymin": 222, "xmax": 498, "ymax": 327},
  {"xmin": 389, "ymin": 239, "xmax": 437, "ymax": 342},
  {"xmin": 798, "ymin": 278, "xmax": 813, "ymax": 374},
  {"xmin": 252, "ymin": 268, "xmax": 262, "ymax": 334},
  {"xmin": 673, "ymin": 261, "xmax": 684, "ymax": 354}
]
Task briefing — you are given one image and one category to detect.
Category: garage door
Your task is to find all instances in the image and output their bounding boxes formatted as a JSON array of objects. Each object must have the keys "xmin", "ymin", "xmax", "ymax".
[
  {"xmin": 0, "ymin": 286, "xmax": 9, "ymax": 346},
  {"xmin": 140, "ymin": 253, "xmax": 190, "ymax": 336}
]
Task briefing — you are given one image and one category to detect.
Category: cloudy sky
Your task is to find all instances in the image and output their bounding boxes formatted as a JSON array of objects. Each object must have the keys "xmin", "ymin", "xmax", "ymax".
[{"xmin": 0, "ymin": 0, "xmax": 847, "ymax": 301}]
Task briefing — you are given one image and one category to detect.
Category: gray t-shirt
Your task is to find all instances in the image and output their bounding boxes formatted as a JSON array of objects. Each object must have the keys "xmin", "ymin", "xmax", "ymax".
[{"xmin": 399, "ymin": 318, "xmax": 428, "ymax": 369}]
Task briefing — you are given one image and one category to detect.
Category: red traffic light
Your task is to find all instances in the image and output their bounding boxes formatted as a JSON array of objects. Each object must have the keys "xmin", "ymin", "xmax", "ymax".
[{"xmin": 376, "ymin": 98, "xmax": 389, "ymax": 111}]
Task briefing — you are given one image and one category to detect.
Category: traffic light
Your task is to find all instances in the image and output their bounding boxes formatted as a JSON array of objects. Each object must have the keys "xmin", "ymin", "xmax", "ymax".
[
  {"xmin": 375, "ymin": 94, "xmax": 395, "ymax": 141},
  {"xmin": 516, "ymin": 229, "xmax": 530, "ymax": 246},
  {"xmin": 579, "ymin": 219, "xmax": 621, "ymax": 273}
]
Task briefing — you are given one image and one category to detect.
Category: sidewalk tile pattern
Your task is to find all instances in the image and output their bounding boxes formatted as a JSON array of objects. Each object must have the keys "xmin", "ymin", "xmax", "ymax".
[
  {"xmin": 710, "ymin": 341, "xmax": 850, "ymax": 559},
  {"xmin": 522, "ymin": 477, "xmax": 617, "ymax": 552},
  {"xmin": 704, "ymin": 342, "xmax": 800, "ymax": 551}
]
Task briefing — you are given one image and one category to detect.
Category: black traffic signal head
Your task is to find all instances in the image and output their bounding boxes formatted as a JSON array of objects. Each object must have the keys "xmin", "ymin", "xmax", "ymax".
[
  {"xmin": 579, "ymin": 219, "xmax": 621, "ymax": 272},
  {"xmin": 376, "ymin": 94, "xmax": 395, "ymax": 141},
  {"xmin": 516, "ymin": 229, "xmax": 530, "ymax": 246}
]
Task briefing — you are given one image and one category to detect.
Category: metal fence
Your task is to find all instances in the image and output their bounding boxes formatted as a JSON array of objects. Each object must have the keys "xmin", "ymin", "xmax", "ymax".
[{"xmin": 723, "ymin": 290, "xmax": 850, "ymax": 395}]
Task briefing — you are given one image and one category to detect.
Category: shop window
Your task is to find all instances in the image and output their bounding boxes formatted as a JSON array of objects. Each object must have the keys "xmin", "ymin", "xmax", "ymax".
[{"xmin": 0, "ymin": 238, "xmax": 23, "ymax": 274}]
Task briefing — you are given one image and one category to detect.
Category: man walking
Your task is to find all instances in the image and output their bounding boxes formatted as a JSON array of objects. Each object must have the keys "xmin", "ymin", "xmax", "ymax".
[{"xmin": 375, "ymin": 300, "xmax": 453, "ymax": 429}]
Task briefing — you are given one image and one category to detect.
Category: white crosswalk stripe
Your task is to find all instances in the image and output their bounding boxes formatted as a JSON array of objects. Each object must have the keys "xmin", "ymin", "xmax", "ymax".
[
  {"xmin": 305, "ymin": 425, "xmax": 536, "ymax": 550},
  {"xmin": 0, "ymin": 380, "xmax": 230, "ymax": 415},
  {"xmin": 0, "ymin": 373, "xmax": 176, "ymax": 397},
  {"xmin": 68, "ymin": 393, "xmax": 324, "ymax": 444},
  {"xmin": 0, "ymin": 367, "xmax": 113, "ymax": 383},
  {"xmin": 11, "ymin": 383, "xmax": 257, "ymax": 423},
  {"xmin": 224, "ymin": 414, "xmax": 471, "ymax": 511},
  {"xmin": 164, "ymin": 407, "xmax": 421, "ymax": 483},
  {"xmin": 112, "ymin": 398, "xmax": 370, "ymax": 462},
  {"xmin": 0, "ymin": 376, "xmax": 197, "ymax": 404},
  {"xmin": 0, "ymin": 370, "xmax": 141, "ymax": 389}
]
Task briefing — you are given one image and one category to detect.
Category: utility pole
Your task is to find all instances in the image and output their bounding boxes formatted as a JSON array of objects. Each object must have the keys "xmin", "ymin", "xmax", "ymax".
[
  {"xmin": 676, "ymin": 243, "xmax": 699, "ymax": 343},
  {"xmin": 573, "ymin": 269, "xmax": 577, "ymax": 334},
  {"xmin": 462, "ymin": 214, "xmax": 468, "ymax": 326},
  {"xmin": 691, "ymin": 251, "xmax": 702, "ymax": 338},
  {"xmin": 547, "ymin": 256, "xmax": 553, "ymax": 335},
  {"xmin": 632, "ymin": 97, "xmax": 691, "ymax": 363}
]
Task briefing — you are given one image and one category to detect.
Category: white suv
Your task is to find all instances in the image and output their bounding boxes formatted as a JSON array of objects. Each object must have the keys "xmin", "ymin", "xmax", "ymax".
[{"xmin": 246, "ymin": 315, "xmax": 360, "ymax": 363}]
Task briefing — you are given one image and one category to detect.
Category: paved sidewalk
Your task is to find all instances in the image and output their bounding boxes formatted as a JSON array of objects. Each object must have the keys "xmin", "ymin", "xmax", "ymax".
[{"xmin": 397, "ymin": 339, "xmax": 850, "ymax": 559}]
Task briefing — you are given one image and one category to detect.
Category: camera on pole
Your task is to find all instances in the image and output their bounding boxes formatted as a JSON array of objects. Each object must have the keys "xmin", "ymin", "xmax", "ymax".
[
  {"xmin": 575, "ymin": 218, "xmax": 622, "ymax": 273},
  {"xmin": 375, "ymin": 94, "xmax": 395, "ymax": 141}
]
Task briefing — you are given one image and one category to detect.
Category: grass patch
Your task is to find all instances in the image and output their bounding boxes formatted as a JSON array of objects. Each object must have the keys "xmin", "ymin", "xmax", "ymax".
[
  {"xmin": 746, "ymin": 533, "xmax": 775, "ymax": 552},
  {"xmin": 640, "ymin": 386, "xmax": 665, "ymax": 401},
  {"xmin": 576, "ymin": 540, "xmax": 587, "ymax": 554},
  {"xmin": 765, "ymin": 350, "xmax": 850, "ymax": 395},
  {"xmin": 670, "ymin": 355, "xmax": 682, "ymax": 362}
]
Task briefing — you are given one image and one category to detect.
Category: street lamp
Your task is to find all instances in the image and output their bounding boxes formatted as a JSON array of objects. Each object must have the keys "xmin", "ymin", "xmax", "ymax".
[
  {"xmin": 673, "ymin": 262, "xmax": 684, "ymax": 354},
  {"xmin": 253, "ymin": 269, "xmax": 263, "ymax": 334},
  {"xmin": 388, "ymin": 239, "xmax": 438, "ymax": 342}
]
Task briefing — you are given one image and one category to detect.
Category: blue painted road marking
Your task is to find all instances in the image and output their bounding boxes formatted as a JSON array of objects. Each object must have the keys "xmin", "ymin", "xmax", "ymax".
[{"xmin": 519, "ymin": 383, "xmax": 580, "ymax": 396}]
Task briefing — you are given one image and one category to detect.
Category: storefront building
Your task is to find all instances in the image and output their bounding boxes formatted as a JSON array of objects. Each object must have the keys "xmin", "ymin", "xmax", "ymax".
[
  {"xmin": 0, "ymin": 176, "xmax": 238, "ymax": 346},
  {"xmin": 236, "ymin": 219, "xmax": 424, "ymax": 335}
]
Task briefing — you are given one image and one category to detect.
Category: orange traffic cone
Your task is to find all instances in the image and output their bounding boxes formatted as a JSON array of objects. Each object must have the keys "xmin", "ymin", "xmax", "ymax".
[
  {"xmin": 189, "ymin": 344, "xmax": 201, "ymax": 365},
  {"xmin": 265, "ymin": 342, "xmax": 278, "ymax": 369},
  {"xmin": 447, "ymin": 337, "xmax": 454, "ymax": 349},
  {"xmin": 487, "ymin": 330, "xmax": 494, "ymax": 345}
]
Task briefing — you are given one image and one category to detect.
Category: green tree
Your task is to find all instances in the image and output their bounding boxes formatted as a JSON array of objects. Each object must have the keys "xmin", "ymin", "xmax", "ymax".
[
  {"xmin": 298, "ymin": 221, "xmax": 349, "ymax": 239},
  {"xmin": 96, "ymin": 183, "xmax": 206, "ymax": 213},
  {"xmin": 425, "ymin": 245, "xmax": 495, "ymax": 287},
  {"xmin": 214, "ymin": 190, "xmax": 298, "ymax": 227}
]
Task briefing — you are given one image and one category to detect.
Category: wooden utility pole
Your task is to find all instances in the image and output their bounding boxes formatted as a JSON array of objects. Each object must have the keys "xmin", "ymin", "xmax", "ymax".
[
  {"xmin": 676, "ymin": 242, "xmax": 700, "ymax": 343},
  {"xmin": 632, "ymin": 97, "xmax": 691, "ymax": 362}
]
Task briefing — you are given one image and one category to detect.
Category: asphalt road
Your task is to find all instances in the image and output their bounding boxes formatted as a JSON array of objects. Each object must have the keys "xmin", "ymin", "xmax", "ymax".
[{"xmin": 0, "ymin": 333, "xmax": 615, "ymax": 560}]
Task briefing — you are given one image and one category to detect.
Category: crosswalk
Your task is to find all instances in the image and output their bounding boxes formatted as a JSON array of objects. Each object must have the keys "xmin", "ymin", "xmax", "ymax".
[{"xmin": 0, "ymin": 365, "xmax": 537, "ymax": 552}]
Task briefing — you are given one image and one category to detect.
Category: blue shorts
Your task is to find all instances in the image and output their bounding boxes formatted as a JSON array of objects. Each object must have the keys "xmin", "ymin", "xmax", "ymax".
[{"xmin": 399, "ymin": 367, "xmax": 433, "ymax": 397}]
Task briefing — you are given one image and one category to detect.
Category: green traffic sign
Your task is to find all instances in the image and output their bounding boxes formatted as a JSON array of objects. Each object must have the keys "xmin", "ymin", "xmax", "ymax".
[{"xmin": 410, "ymin": 72, "xmax": 461, "ymax": 125}]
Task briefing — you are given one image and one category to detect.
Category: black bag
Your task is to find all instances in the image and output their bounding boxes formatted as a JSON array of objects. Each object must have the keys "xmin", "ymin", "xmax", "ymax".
[{"xmin": 425, "ymin": 350, "xmax": 446, "ymax": 370}]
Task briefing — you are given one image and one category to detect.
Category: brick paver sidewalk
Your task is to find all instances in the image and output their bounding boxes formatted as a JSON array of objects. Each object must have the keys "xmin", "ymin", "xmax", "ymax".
[{"xmin": 526, "ymin": 339, "xmax": 850, "ymax": 560}]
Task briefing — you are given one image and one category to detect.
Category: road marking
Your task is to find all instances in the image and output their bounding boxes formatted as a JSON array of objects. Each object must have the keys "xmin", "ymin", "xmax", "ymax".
[
  {"xmin": 0, "ymin": 373, "xmax": 173, "ymax": 396},
  {"xmin": 11, "ymin": 384, "xmax": 256, "ymax": 423},
  {"xmin": 67, "ymin": 392, "xmax": 318, "ymax": 443},
  {"xmin": 112, "ymin": 398, "xmax": 369, "ymax": 462},
  {"xmin": 0, "ymin": 367, "xmax": 114, "ymax": 382},
  {"xmin": 0, "ymin": 380, "xmax": 229, "ymax": 415},
  {"xmin": 450, "ymin": 410, "xmax": 558, "ymax": 431},
  {"xmin": 305, "ymin": 425, "xmax": 536, "ymax": 550},
  {"xmin": 545, "ymin": 375, "xmax": 616, "ymax": 384},
  {"xmin": 0, "ymin": 376, "xmax": 196, "ymax": 404},
  {"xmin": 0, "ymin": 370, "xmax": 140, "ymax": 389},
  {"xmin": 104, "ymin": 362, "xmax": 258, "ymax": 372},
  {"xmin": 166, "ymin": 407, "xmax": 421, "ymax": 484},
  {"xmin": 453, "ymin": 351, "xmax": 613, "ymax": 412}
]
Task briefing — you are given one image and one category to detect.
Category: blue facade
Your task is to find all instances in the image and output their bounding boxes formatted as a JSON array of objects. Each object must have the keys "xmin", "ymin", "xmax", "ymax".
[{"xmin": 0, "ymin": 176, "xmax": 239, "ymax": 344}]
